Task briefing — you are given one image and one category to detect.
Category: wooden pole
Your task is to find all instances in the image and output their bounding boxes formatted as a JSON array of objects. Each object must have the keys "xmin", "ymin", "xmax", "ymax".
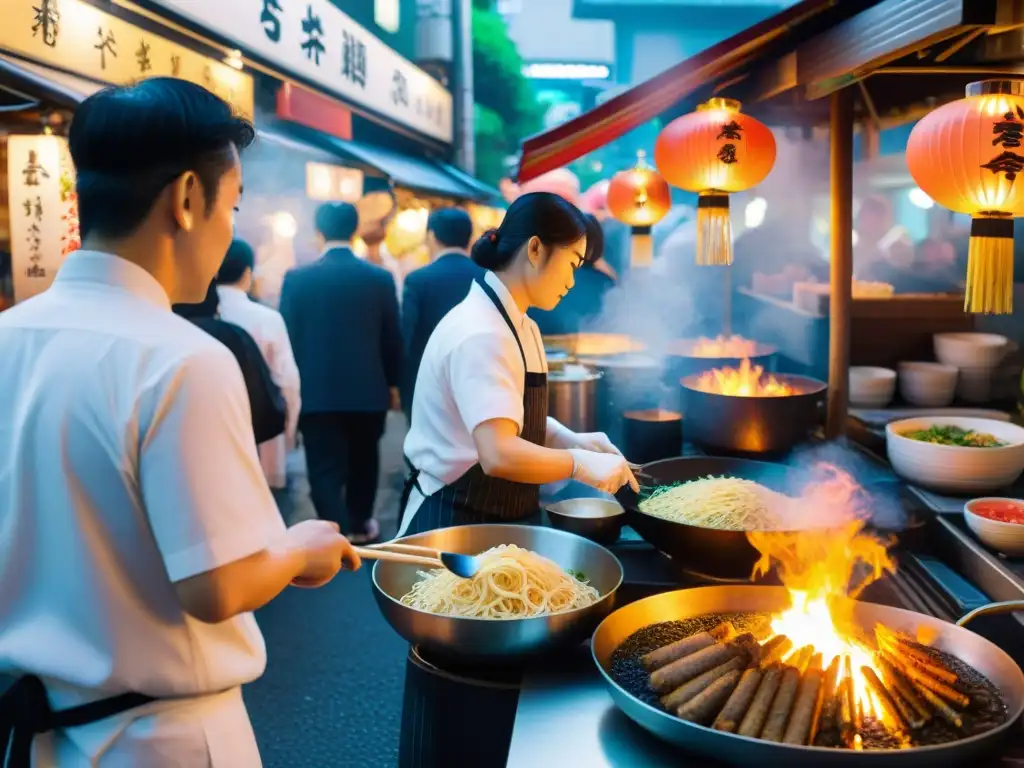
[{"xmin": 827, "ymin": 87, "xmax": 854, "ymax": 440}]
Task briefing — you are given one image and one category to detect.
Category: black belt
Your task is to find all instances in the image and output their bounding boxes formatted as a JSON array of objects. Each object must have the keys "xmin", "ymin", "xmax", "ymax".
[{"xmin": 0, "ymin": 676, "xmax": 155, "ymax": 767}]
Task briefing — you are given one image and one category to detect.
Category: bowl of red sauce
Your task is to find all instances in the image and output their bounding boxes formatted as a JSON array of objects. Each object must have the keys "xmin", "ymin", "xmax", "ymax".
[{"xmin": 964, "ymin": 497, "xmax": 1024, "ymax": 556}]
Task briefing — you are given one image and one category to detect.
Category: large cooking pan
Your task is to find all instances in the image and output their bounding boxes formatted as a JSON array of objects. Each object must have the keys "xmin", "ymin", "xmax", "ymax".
[
  {"xmin": 592, "ymin": 586, "xmax": 1024, "ymax": 767},
  {"xmin": 615, "ymin": 457, "xmax": 906, "ymax": 581},
  {"xmin": 680, "ymin": 372, "xmax": 827, "ymax": 456},
  {"xmin": 664, "ymin": 338, "xmax": 778, "ymax": 381}
]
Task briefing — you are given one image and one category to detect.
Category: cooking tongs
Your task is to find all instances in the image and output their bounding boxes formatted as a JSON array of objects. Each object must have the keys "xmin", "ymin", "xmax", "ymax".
[{"xmin": 357, "ymin": 541, "xmax": 482, "ymax": 578}]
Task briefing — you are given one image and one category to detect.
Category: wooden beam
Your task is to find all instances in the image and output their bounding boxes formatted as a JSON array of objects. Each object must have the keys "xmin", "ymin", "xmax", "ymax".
[{"xmin": 827, "ymin": 87, "xmax": 855, "ymax": 440}]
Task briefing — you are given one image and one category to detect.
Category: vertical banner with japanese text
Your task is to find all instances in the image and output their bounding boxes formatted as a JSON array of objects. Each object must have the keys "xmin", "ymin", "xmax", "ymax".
[{"xmin": 6, "ymin": 135, "xmax": 78, "ymax": 303}]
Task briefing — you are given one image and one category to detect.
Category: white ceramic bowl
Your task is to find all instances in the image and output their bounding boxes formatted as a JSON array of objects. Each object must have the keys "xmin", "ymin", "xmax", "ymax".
[
  {"xmin": 964, "ymin": 497, "xmax": 1024, "ymax": 556},
  {"xmin": 886, "ymin": 416, "xmax": 1024, "ymax": 493},
  {"xmin": 934, "ymin": 332, "xmax": 1008, "ymax": 369},
  {"xmin": 897, "ymin": 362, "xmax": 958, "ymax": 407},
  {"xmin": 849, "ymin": 366, "xmax": 897, "ymax": 408}
]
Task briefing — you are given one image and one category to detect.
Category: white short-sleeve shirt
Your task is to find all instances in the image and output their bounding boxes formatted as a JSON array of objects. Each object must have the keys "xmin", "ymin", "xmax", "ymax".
[
  {"xmin": 0, "ymin": 252, "xmax": 285, "ymax": 761},
  {"xmin": 399, "ymin": 271, "xmax": 546, "ymax": 534}
]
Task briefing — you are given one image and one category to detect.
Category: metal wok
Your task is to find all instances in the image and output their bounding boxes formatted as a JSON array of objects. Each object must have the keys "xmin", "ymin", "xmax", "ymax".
[
  {"xmin": 371, "ymin": 524, "xmax": 623, "ymax": 662},
  {"xmin": 592, "ymin": 586, "xmax": 1024, "ymax": 767},
  {"xmin": 615, "ymin": 457, "xmax": 907, "ymax": 581}
]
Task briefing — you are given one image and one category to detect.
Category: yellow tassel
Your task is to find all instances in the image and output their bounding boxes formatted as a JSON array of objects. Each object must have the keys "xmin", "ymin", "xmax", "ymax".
[
  {"xmin": 630, "ymin": 229, "xmax": 654, "ymax": 267},
  {"xmin": 965, "ymin": 234, "xmax": 1014, "ymax": 314},
  {"xmin": 696, "ymin": 194, "xmax": 733, "ymax": 266}
]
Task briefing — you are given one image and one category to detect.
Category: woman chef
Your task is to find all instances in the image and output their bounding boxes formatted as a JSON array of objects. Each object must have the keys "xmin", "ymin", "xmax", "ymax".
[{"xmin": 398, "ymin": 192, "xmax": 638, "ymax": 536}]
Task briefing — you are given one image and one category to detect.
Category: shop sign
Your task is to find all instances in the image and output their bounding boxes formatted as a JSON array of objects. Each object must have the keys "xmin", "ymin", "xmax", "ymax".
[
  {"xmin": 148, "ymin": 0, "xmax": 453, "ymax": 144},
  {"xmin": 2, "ymin": 0, "xmax": 254, "ymax": 117},
  {"xmin": 305, "ymin": 162, "xmax": 364, "ymax": 202},
  {"xmin": 7, "ymin": 135, "xmax": 80, "ymax": 303}
]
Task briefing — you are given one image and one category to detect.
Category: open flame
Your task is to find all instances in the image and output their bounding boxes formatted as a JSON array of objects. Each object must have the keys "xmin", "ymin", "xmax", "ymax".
[
  {"xmin": 747, "ymin": 465, "xmax": 897, "ymax": 716},
  {"xmin": 688, "ymin": 334, "xmax": 760, "ymax": 358},
  {"xmin": 690, "ymin": 358, "xmax": 796, "ymax": 397}
]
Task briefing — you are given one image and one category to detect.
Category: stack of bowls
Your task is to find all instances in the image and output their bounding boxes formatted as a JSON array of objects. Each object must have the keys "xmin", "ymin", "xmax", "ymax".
[
  {"xmin": 897, "ymin": 362, "xmax": 959, "ymax": 407},
  {"xmin": 934, "ymin": 333, "xmax": 1009, "ymax": 403},
  {"xmin": 849, "ymin": 367, "xmax": 897, "ymax": 408}
]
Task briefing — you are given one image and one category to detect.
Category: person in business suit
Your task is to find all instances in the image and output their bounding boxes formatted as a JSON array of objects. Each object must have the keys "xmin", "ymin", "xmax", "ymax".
[
  {"xmin": 280, "ymin": 202, "xmax": 401, "ymax": 544},
  {"xmin": 401, "ymin": 207, "xmax": 483, "ymax": 420}
]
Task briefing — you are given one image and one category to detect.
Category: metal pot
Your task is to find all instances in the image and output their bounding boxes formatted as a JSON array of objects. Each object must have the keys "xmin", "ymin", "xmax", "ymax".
[
  {"xmin": 680, "ymin": 373, "xmax": 826, "ymax": 455},
  {"xmin": 592, "ymin": 586, "xmax": 1024, "ymax": 766},
  {"xmin": 622, "ymin": 409, "xmax": 683, "ymax": 465},
  {"xmin": 548, "ymin": 365, "xmax": 601, "ymax": 433},
  {"xmin": 583, "ymin": 354, "xmax": 666, "ymax": 447}
]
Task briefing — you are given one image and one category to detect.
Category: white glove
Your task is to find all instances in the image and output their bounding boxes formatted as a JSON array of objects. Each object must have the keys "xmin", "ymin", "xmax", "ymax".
[
  {"xmin": 567, "ymin": 449, "xmax": 639, "ymax": 494},
  {"xmin": 571, "ymin": 431, "xmax": 623, "ymax": 456}
]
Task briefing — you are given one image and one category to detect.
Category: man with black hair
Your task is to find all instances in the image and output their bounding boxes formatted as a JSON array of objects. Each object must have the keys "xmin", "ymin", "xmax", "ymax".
[
  {"xmin": 281, "ymin": 201, "xmax": 402, "ymax": 545},
  {"xmin": 216, "ymin": 239, "xmax": 301, "ymax": 513},
  {"xmin": 401, "ymin": 207, "xmax": 482, "ymax": 420},
  {"xmin": 0, "ymin": 79, "xmax": 360, "ymax": 766}
]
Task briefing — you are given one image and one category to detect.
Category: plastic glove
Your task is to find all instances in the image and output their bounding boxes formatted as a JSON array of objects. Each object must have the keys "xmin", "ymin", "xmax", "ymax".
[
  {"xmin": 570, "ymin": 431, "xmax": 623, "ymax": 456},
  {"xmin": 567, "ymin": 448, "xmax": 639, "ymax": 494}
]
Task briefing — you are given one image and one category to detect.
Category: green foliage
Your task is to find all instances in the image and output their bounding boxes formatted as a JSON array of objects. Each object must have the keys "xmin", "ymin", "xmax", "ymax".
[{"xmin": 470, "ymin": 5, "xmax": 541, "ymax": 185}]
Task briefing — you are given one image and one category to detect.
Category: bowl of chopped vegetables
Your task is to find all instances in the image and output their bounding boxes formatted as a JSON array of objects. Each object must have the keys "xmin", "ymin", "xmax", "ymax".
[
  {"xmin": 886, "ymin": 416, "xmax": 1024, "ymax": 494},
  {"xmin": 964, "ymin": 497, "xmax": 1024, "ymax": 556}
]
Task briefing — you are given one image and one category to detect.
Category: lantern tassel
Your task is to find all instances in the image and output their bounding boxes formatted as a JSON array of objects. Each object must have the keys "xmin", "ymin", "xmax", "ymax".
[
  {"xmin": 630, "ymin": 225, "xmax": 654, "ymax": 267},
  {"xmin": 696, "ymin": 193, "xmax": 732, "ymax": 266},
  {"xmin": 966, "ymin": 216, "xmax": 1014, "ymax": 314}
]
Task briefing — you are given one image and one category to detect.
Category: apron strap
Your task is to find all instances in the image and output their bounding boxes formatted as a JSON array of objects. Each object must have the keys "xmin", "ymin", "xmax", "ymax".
[
  {"xmin": 475, "ymin": 276, "xmax": 528, "ymax": 370},
  {"xmin": 0, "ymin": 676, "xmax": 155, "ymax": 767}
]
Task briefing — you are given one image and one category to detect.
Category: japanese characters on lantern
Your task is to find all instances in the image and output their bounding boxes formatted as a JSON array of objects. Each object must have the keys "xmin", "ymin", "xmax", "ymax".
[
  {"xmin": 654, "ymin": 98, "xmax": 775, "ymax": 266},
  {"xmin": 7, "ymin": 135, "xmax": 77, "ymax": 303},
  {"xmin": 907, "ymin": 80, "xmax": 1024, "ymax": 314}
]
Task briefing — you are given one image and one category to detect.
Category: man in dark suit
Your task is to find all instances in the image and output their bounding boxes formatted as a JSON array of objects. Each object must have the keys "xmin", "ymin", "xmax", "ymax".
[
  {"xmin": 280, "ymin": 202, "xmax": 401, "ymax": 544},
  {"xmin": 401, "ymin": 207, "xmax": 482, "ymax": 419}
]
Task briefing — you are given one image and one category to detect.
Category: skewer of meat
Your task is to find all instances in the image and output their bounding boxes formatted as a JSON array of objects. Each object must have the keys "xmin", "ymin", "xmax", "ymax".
[
  {"xmin": 712, "ymin": 667, "xmax": 763, "ymax": 733},
  {"xmin": 782, "ymin": 653, "xmax": 823, "ymax": 745},
  {"xmin": 650, "ymin": 633, "xmax": 754, "ymax": 694},
  {"xmin": 676, "ymin": 669, "xmax": 742, "ymax": 725},
  {"xmin": 661, "ymin": 656, "xmax": 746, "ymax": 711},
  {"xmin": 760, "ymin": 647, "xmax": 813, "ymax": 742},
  {"xmin": 737, "ymin": 664, "xmax": 783, "ymax": 738},
  {"xmin": 642, "ymin": 632, "xmax": 718, "ymax": 672}
]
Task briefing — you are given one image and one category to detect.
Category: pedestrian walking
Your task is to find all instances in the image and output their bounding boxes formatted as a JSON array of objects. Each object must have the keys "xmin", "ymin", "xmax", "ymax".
[
  {"xmin": 280, "ymin": 202, "xmax": 402, "ymax": 545},
  {"xmin": 0, "ymin": 78, "xmax": 360, "ymax": 767}
]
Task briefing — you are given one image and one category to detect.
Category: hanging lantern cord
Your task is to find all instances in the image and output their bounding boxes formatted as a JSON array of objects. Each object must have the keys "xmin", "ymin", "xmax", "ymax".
[
  {"xmin": 967, "ymin": 213, "xmax": 1015, "ymax": 314},
  {"xmin": 696, "ymin": 192, "xmax": 732, "ymax": 266}
]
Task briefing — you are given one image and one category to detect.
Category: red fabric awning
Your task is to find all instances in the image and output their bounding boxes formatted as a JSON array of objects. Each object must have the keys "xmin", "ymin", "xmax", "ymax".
[{"xmin": 516, "ymin": 0, "xmax": 834, "ymax": 182}]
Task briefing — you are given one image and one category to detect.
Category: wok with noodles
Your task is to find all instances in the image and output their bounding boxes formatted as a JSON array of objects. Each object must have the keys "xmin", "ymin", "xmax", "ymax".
[
  {"xmin": 638, "ymin": 476, "xmax": 790, "ymax": 531},
  {"xmin": 400, "ymin": 544, "xmax": 601, "ymax": 619}
]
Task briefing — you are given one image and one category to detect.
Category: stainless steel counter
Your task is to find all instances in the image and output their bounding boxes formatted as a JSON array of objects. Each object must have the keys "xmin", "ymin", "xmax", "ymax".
[{"xmin": 506, "ymin": 649, "xmax": 725, "ymax": 768}]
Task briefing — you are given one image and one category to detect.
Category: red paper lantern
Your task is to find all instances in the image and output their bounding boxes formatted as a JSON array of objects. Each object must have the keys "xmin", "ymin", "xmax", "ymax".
[
  {"xmin": 907, "ymin": 80, "xmax": 1024, "ymax": 314},
  {"xmin": 655, "ymin": 98, "xmax": 776, "ymax": 265},
  {"xmin": 606, "ymin": 153, "xmax": 672, "ymax": 267}
]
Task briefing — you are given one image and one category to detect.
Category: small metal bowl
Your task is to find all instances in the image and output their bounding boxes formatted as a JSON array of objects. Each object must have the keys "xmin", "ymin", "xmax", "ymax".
[
  {"xmin": 372, "ymin": 524, "xmax": 623, "ymax": 662},
  {"xmin": 546, "ymin": 498, "xmax": 626, "ymax": 545}
]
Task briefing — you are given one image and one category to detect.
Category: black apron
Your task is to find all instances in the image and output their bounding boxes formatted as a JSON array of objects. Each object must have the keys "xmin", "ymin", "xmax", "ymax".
[
  {"xmin": 400, "ymin": 277, "xmax": 548, "ymax": 535},
  {"xmin": 0, "ymin": 676, "xmax": 154, "ymax": 766}
]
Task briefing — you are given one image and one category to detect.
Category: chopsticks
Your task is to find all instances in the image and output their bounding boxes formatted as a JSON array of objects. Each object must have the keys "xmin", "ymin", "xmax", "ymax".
[
  {"xmin": 354, "ymin": 541, "xmax": 442, "ymax": 568},
  {"xmin": 628, "ymin": 462, "xmax": 658, "ymax": 486}
]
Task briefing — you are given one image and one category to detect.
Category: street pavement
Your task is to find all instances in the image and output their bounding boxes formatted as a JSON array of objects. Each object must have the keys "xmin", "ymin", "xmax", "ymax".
[{"xmin": 246, "ymin": 412, "xmax": 410, "ymax": 768}]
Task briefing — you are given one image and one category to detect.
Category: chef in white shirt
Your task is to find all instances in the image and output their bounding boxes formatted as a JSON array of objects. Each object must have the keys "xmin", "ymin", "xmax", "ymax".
[
  {"xmin": 398, "ymin": 192, "xmax": 639, "ymax": 536},
  {"xmin": 216, "ymin": 239, "xmax": 302, "ymax": 500},
  {"xmin": 0, "ymin": 78, "xmax": 360, "ymax": 766}
]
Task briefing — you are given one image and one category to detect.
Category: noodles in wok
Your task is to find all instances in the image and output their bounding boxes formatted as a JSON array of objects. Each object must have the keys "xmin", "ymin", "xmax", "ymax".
[
  {"xmin": 400, "ymin": 544, "xmax": 601, "ymax": 619},
  {"xmin": 638, "ymin": 476, "xmax": 789, "ymax": 531}
]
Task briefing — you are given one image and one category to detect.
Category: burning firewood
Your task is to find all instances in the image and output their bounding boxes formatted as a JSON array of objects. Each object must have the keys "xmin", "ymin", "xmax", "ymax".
[
  {"xmin": 783, "ymin": 653, "xmax": 824, "ymax": 745},
  {"xmin": 737, "ymin": 663, "xmax": 783, "ymax": 738},
  {"xmin": 787, "ymin": 645, "xmax": 814, "ymax": 674},
  {"xmin": 839, "ymin": 657, "xmax": 863, "ymax": 750},
  {"xmin": 758, "ymin": 635, "xmax": 793, "ymax": 667},
  {"xmin": 878, "ymin": 649, "xmax": 970, "ymax": 708},
  {"xmin": 875, "ymin": 627, "xmax": 959, "ymax": 685},
  {"xmin": 760, "ymin": 647, "xmax": 813, "ymax": 742},
  {"xmin": 915, "ymin": 684, "xmax": 964, "ymax": 730},
  {"xmin": 861, "ymin": 666, "xmax": 913, "ymax": 742},
  {"xmin": 713, "ymin": 667, "xmax": 763, "ymax": 733},
  {"xmin": 650, "ymin": 633, "xmax": 754, "ymax": 694},
  {"xmin": 877, "ymin": 657, "xmax": 932, "ymax": 725},
  {"xmin": 676, "ymin": 669, "xmax": 743, "ymax": 724},
  {"xmin": 811, "ymin": 655, "xmax": 841, "ymax": 743},
  {"xmin": 661, "ymin": 656, "xmax": 746, "ymax": 711}
]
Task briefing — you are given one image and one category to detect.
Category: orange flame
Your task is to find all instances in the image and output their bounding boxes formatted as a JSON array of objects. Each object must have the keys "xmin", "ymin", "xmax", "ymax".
[
  {"xmin": 747, "ymin": 464, "xmax": 897, "ymax": 711},
  {"xmin": 689, "ymin": 335, "xmax": 760, "ymax": 358},
  {"xmin": 691, "ymin": 358, "xmax": 795, "ymax": 397}
]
